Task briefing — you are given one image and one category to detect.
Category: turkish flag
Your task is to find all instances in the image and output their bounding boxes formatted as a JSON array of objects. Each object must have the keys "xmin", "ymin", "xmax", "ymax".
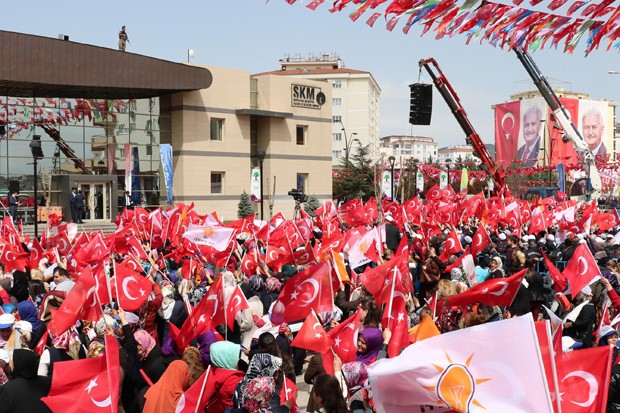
[
  {"xmin": 555, "ymin": 346, "xmax": 612, "ymax": 413},
  {"xmin": 0, "ymin": 241, "xmax": 28, "ymax": 272},
  {"xmin": 114, "ymin": 222, "xmax": 140, "ymax": 254},
  {"xmin": 34, "ymin": 329, "xmax": 49, "ymax": 356},
  {"xmin": 444, "ymin": 248, "xmax": 471, "ymax": 274},
  {"xmin": 175, "ymin": 366, "xmax": 212, "ymax": 413},
  {"xmin": 240, "ymin": 248, "xmax": 260, "ymax": 276},
  {"xmin": 529, "ymin": 206, "xmax": 547, "ymax": 235},
  {"xmin": 323, "ymin": 309, "xmax": 361, "ymax": 373},
  {"xmin": 445, "ymin": 268, "xmax": 527, "ymax": 307},
  {"xmin": 42, "ymin": 335, "xmax": 120, "ymax": 413},
  {"xmin": 280, "ymin": 377, "xmax": 299, "ymax": 413},
  {"xmin": 126, "ymin": 236, "xmax": 149, "ymax": 261},
  {"xmin": 563, "ymin": 243, "xmax": 600, "ymax": 296},
  {"xmin": 534, "ymin": 321, "xmax": 562, "ymax": 413},
  {"xmin": 381, "ymin": 294, "xmax": 409, "ymax": 358},
  {"xmin": 361, "ymin": 254, "xmax": 412, "ymax": 305},
  {"xmin": 74, "ymin": 234, "xmax": 109, "ymax": 266},
  {"xmin": 291, "ymin": 310, "xmax": 332, "ymax": 354},
  {"xmin": 471, "ymin": 224, "xmax": 492, "ymax": 258},
  {"xmin": 175, "ymin": 276, "xmax": 226, "ymax": 352},
  {"xmin": 439, "ymin": 227, "xmax": 463, "ymax": 261},
  {"xmin": 495, "ymin": 100, "xmax": 520, "ymax": 167},
  {"xmin": 180, "ymin": 257, "xmax": 198, "ymax": 280},
  {"xmin": 121, "ymin": 255, "xmax": 143, "ymax": 274},
  {"xmin": 28, "ymin": 237, "xmax": 45, "ymax": 268},
  {"xmin": 542, "ymin": 251, "xmax": 568, "ymax": 293},
  {"xmin": 273, "ymin": 262, "xmax": 333, "ymax": 323},
  {"xmin": 147, "ymin": 209, "xmax": 165, "ymax": 249},
  {"xmin": 111, "ymin": 262, "xmax": 153, "ymax": 311},
  {"xmin": 592, "ymin": 211, "xmax": 619, "ymax": 232},
  {"xmin": 48, "ymin": 266, "xmax": 103, "ymax": 336},
  {"xmin": 225, "ymin": 285, "xmax": 249, "ymax": 330}
]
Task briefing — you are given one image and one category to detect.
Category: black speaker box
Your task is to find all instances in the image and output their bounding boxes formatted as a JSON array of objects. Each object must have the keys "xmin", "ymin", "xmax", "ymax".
[{"xmin": 409, "ymin": 83, "xmax": 433, "ymax": 125}]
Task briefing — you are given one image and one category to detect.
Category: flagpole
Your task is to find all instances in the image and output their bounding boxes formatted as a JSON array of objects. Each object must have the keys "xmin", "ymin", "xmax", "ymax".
[
  {"xmin": 386, "ymin": 267, "xmax": 398, "ymax": 322},
  {"xmin": 194, "ymin": 365, "xmax": 211, "ymax": 413},
  {"xmin": 111, "ymin": 261, "xmax": 120, "ymax": 310}
]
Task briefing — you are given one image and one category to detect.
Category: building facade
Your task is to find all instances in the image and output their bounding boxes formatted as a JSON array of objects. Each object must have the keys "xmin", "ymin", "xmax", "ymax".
[
  {"xmin": 163, "ymin": 65, "xmax": 334, "ymax": 220},
  {"xmin": 437, "ymin": 145, "xmax": 478, "ymax": 164},
  {"xmin": 255, "ymin": 53, "xmax": 381, "ymax": 166},
  {"xmin": 379, "ymin": 135, "xmax": 438, "ymax": 163}
]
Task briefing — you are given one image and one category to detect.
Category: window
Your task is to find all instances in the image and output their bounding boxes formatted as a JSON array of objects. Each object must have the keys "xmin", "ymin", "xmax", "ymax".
[
  {"xmin": 210, "ymin": 118, "xmax": 224, "ymax": 141},
  {"xmin": 211, "ymin": 172, "xmax": 223, "ymax": 194},
  {"xmin": 332, "ymin": 80, "xmax": 342, "ymax": 89},
  {"xmin": 119, "ymin": 147, "xmax": 125, "ymax": 158},
  {"xmin": 332, "ymin": 150, "xmax": 342, "ymax": 159},
  {"xmin": 332, "ymin": 98, "xmax": 342, "ymax": 106},
  {"xmin": 332, "ymin": 133, "xmax": 342, "ymax": 142},
  {"xmin": 296, "ymin": 125, "xmax": 307, "ymax": 145},
  {"xmin": 297, "ymin": 173, "xmax": 308, "ymax": 193},
  {"xmin": 146, "ymin": 145, "xmax": 152, "ymax": 156},
  {"xmin": 332, "ymin": 115, "xmax": 342, "ymax": 123}
]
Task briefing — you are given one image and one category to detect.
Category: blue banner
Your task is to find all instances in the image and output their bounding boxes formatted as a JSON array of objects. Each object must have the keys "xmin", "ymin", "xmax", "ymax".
[
  {"xmin": 556, "ymin": 163, "xmax": 565, "ymax": 193},
  {"xmin": 160, "ymin": 144, "xmax": 174, "ymax": 204},
  {"xmin": 131, "ymin": 146, "xmax": 141, "ymax": 205}
]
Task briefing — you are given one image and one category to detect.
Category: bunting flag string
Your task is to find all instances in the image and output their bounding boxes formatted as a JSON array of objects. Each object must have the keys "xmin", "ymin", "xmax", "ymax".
[{"xmin": 285, "ymin": 0, "xmax": 620, "ymax": 54}]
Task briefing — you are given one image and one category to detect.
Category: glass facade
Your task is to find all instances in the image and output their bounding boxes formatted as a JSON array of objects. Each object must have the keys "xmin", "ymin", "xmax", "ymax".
[{"xmin": 0, "ymin": 96, "xmax": 167, "ymax": 209}]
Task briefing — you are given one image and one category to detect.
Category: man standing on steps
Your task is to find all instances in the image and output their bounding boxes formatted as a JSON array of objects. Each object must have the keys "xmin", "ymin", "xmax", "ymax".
[
  {"xmin": 69, "ymin": 187, "xmax": 78, "ymax": 223},
  {"xmin": 75, "ymin": 189, "xmax": 85, "ymax": 223}
]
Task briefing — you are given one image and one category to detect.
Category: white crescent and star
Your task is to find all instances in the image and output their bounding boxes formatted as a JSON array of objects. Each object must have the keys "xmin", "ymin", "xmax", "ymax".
[
  {"xmin": 577, "ymin": 256, "xmax": 589, "ymax": 276},
  {"xmin": 482, "ymin": 281, "xmax": 509, "ymax": 296},
  {"xmin": 299, "ymin": 278, "xmax": 319, "ymax": 305},
  {"xmin": 84, "ymin": 376, "xmax": 112, "ymax": 408},
  {"xmin": 231, "ymin": 295, "xmax": 242, "ymax": 309},
  {"xmin": 207, "ymin": 294, "xmax": 220, "ymax": 318},
  {"xmin": 501, "ymin": 112, "xmax": 515, "ymax": 136},
  {"xmin": 562, "ymin": 370, "xmax": 598, "ymax": 407},
  {"xmin": 312, "ymin": 321, "xmax": 323, "ymax": 338},
  {"xmin": 122, "ymin": 277, "xmax": 140, "ymax": 301},
  {"xmin": 446, "ymin": 238, "xmax": 455, "ymax": 251}
]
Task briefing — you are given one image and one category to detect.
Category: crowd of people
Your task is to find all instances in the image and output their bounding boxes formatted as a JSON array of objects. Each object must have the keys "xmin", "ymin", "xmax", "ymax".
[{"xmin": 0, "ymin": 184, "xmax": 618, "ymax": 412}]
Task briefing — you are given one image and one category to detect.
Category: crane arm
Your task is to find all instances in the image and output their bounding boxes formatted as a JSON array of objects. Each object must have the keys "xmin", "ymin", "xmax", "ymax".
[{"xmin": 418, "ymin": 58, "xmax": 505, "ymax": 190}]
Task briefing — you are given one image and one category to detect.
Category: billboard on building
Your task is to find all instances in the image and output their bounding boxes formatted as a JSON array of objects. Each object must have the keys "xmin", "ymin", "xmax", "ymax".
[{"xmin": 495, "ymin": 97, "xmax": 614, "ymax": 168}]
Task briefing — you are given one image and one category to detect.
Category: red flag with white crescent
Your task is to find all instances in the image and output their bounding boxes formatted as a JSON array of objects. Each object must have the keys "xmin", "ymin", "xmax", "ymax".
[
  {"xmin": 225, "ymin": 285, "xmax": 249, "ymax": 330},
  {"xmin": 111, "ymin": 262, "xmax": 153, "ymax": 312},
  {"xmin": 445, "ymin": 269, "xmax": 527, "ymax": 307},
  {"xmin": 291, "ymin": 310, "xmax": 332, "ymax": 354},
  {"xmin": 563, "ymin": 242, "xmax": 601, "ymax": 296},
  {"xmin": 471, "ymin": 223, "xmax": 492, "ymax": 258}
]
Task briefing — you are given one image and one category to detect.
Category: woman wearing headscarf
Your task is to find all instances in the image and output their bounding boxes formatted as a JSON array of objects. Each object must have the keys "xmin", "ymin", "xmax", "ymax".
[
  {"xmin": 356, "ymin": 328, "xmax": 383, "ymax": 366},
  {"xmin": 201, "ymin": 341, "xmax": 244, "ymax": 413},
  {"xmin": 134, "ymin": 328, "xmax": 178, "ymax": 386},
  {"xmin": 0, "ymin": 349, "xmax": 52, "ymax": 413},
  {"xmin": 142, "ymin": 359, "xmax": 190, "ymax": 413},
  {"xmin": 342, "ymin": 361, "xmax": 372, "ymax": 413},
  {"xmin": 17, "ymin": 300, "xmax": 44, "ymax": 349},
  {"xmin": 487, "ymin": 256, "xmax": 505, "ymax": 279},
  {"xmin": 234, "ymin": 353, "xmax": 291, "ymax": 412},
  {"xmin": 38, "ymin": 329, "xmax": 85, "ymax": 378}
]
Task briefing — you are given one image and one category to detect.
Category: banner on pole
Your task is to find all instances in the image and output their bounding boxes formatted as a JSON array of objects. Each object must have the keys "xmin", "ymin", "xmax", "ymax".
[
  {"xmin": 160, "ymin": 144, "xmax": 174, "ymax": 205},
  {"xmin": 250, "ymin": 167, "xmax": 261, "ymax": 203}
]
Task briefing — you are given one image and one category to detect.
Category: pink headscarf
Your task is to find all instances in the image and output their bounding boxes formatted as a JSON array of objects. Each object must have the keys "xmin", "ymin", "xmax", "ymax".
[{"xmin": 134, "ymin": 329, "xmax": 156, "ymax": 360}]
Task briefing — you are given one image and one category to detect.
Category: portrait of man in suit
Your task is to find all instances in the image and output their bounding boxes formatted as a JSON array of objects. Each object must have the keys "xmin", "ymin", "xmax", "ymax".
[
  {"xmin": 582, "ymin": 109, "xmax": 607, "ymax": 161},
  {"xmin": 517, "ymin": 106, "xmax": 542, "ymax": 167}
]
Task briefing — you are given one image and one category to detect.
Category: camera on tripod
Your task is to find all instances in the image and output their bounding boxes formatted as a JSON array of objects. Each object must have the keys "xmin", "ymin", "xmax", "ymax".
[{"xmin": 288, "ymin": 188, "xmax": 308, "ymax": 203}]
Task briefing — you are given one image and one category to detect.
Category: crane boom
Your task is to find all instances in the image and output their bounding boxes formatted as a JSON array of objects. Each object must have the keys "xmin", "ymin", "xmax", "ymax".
[
  {"xmin": 513, "ymin": 47, "xmax": 601, "ymax": 200},
  {"xmin": 418, "ymin": 58, "xmax": 505, "ymax": 190}
]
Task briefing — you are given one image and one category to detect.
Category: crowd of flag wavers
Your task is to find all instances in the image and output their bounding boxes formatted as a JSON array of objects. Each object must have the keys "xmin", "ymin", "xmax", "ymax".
[{"xmin": 0, "ymin": 184, "xmax": 619, "ymax": 412}]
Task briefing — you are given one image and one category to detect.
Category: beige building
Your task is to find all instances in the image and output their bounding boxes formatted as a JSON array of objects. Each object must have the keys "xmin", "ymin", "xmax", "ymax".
[
  {"xmin": 255, "ymin": 53, "xmax": 381, "ymax": 166},
  {"xmin": 161, "ymin": 65, "xmax": 333, "ymax": 220},
  {"xmin": 437, "ymin": 145, "xmax": 478, "ymax": 164},
  {"xmin": 379, "ymin": 135, "xmax": 438, "ymax": 162}
]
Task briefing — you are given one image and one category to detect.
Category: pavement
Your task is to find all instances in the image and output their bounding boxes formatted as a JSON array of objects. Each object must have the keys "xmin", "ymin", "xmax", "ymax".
[{"xmin": 295, "ymin": 372, "xmax": 312, "ymax": 412}]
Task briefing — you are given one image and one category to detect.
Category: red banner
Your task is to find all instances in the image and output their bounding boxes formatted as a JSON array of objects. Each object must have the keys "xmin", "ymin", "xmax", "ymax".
[
  {"xmin": 549, "ymin": 97, "xmax": 580, "ymax": 166},
  {"xmin": 495, "ymin": 101, "xmax": 520, "ymax": 168}
]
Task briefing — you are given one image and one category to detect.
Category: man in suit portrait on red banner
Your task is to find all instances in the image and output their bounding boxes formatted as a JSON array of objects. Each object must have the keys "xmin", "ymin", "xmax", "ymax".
[
  {"xmin": 582, "ymin": 108, "xmax": 607, "ymax": 161},
  {"xmin": 517, "ymin": 106, "xmax": 542, "ymax": 167}
]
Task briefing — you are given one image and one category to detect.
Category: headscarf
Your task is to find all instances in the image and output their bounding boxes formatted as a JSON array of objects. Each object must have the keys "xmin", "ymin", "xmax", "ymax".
[
  {"xmin": 94, "ymin": 315, "xmax": 121, "ymax": 338},
  {"xmin": 236, "ymin": 354, "xmax": 282, "ymax": 408},
  {"xmin": 11, "ymin": 349, "xmax": 39, "ymax": 380},
  {"xmin": 88, "ymin": 340, "xmax": 105, "ymax": 358},
  {"xmin": 9, "ymin": 271, "xmax": 30, "ymax": 302},
  {"xmin": 182, "ymin": 347, "xmax": 205, "ymax": 386},
  {"xmin": 210, "ymin": 341, "xmax": 241, "ymax": 370},
  {"xmin": 243, "ymin": 376, "xmax": 275, "ymax": 413},
  {"xmin": 189, "ymin": 285, "xmax": 208, "ymax": 306},
  {"xmin": 265, "ymin": 277, "xmax": 282, "ymax": 293},
  {"xmin": 143, "ymin": 360, "xmax": 190, "ymax": 413},
  {"xmin": 196, "ymin": 331, "xmax": 218, "ymax": 367},
  {"xmin": 134, "ymin": 329, "xmax": 157, "ymax": 361},
  {"xmin": 357, "ymin": 328, "xmax": 383, "ymax": 365},
  {"xmin": 248, "ymin": 274, "xmax": 264, "ymax": 292},
  {"xmin": 17, "ymin": 300, "xmax": 41, "ymax": 333},
  {"xmin": 1, "ymin": 303, "xmax": 16, "ymax": 315},
  {"xmin": 342, "ymin": 361, "xmax": 369, "ymax": 392},
  {"xmin": 161, "ymin": 335, "xmax": 180, "ymax": 357},
  {"xmin": 51, "ymin": 330, "xmax": 82, "ymax": 360},
  {"xmin": 158, "ymin": 284, "xmax": 176, "ymax": 321}
]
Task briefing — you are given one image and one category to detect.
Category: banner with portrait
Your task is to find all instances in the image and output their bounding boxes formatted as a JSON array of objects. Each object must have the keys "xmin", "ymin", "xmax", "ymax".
[
  {"xmin": 494, "ymin": 101, "xmax": 521, "ymax": 168},
  {"xmin": 578, "ymin": 100, "xmax": 612, "ymax": 163}
]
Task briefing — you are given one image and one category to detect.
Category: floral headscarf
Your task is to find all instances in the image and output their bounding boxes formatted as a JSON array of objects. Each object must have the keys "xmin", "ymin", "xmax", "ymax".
[
  {"xmin": 52, "ymin": 330, "xmax": 82, "ymax": 360},
  {"xmin": 134, "ymin": 329, "xmax": 157, "ymax": 361},
  {"xmin": 265, "ymin": 278, "xmax": 282, "ymax": 293},
  {"xmin": 189, "ymin": 285, "xmax": 208, "ymax": 306},
  {"xmin": 243, "ymin": 376, "xmax": 275, "ymax": 413},
  {"xmin": 88, "ymin": 339, "xmax": 105, "ymax": 358},
  {"xmin": 342, "ymin": 361, "xmax": 369, "ymax": 392},
  {"xmin": 248, "ymin": 274, "xmax": 264, "ymax": 292},
  {"xmin": 236, "ymin": 354, "xmax": 282, "ymax": 408},
  {"xmin": 158, "ymin": 284, "xmax": 176, "ymax": 321},
  {"xmin": 94, "ymin": 315, "xmax": 122, "ymax": 338}
]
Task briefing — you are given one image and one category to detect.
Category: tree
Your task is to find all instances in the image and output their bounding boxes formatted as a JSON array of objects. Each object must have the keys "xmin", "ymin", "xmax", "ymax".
[
  {"xmin": 333, "ymin": 141, "xmax": 376, "ymax": 202},
  {"xmin": 237, "ymin": 191, "xmax": 254, "ymax": 218},
  {"xmin": 304, "ymin": 195, "xmax": 321, "ymax": 217}
]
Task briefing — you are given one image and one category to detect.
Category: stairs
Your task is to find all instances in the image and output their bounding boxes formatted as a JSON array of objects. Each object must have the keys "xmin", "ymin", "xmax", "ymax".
[{"xmin": 21, "ymin": 221, "xmax": 118, "ymax": 238}]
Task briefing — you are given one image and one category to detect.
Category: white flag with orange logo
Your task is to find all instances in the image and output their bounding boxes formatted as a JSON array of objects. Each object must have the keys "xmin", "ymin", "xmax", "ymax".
[
  {"xmin": 368, "ymin": 315, "xmax": 553, "ymax": 413},
  {"xmin": 182, "ymin": 223, "xmax": 235, "ymax": 251}
]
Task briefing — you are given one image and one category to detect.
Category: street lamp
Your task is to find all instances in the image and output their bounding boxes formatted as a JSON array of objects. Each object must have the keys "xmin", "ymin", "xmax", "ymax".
[
  {"xmin": 388, "ymin": 155, "xmax": 396, "ymax": 201},
  {"xmin": 412, "ymin": 158, "xmax": 420, "ymax": 196},
  {"xmin": 30, "ymin": 135, "xmax": 44, "ymax": 238},
  {"xmin": 336, "ymin": 120, "xmax": 357, "ymax": 163},
  {"xmin": 608, "ymin": 70, "xmax": 620, "ymax": 74},
  {"xmin": 187, "ymin": 49, "xmax": 195, "ymax": 63},
  {"xmin": 256, "ymin": 150, "xmax": 266, "ymax": 220},
  {"xmin": 445, "ymin": 158, "xmax": 452, "ymax": 189}
]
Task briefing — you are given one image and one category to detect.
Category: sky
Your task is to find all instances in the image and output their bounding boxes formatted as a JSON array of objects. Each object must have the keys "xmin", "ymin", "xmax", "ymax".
[{"xmin": 2, "ymin": 0, "xmax": 618, "ymax": 148}]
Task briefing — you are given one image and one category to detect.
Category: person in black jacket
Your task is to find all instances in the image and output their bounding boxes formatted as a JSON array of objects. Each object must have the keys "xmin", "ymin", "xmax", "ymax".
[
  {"xmin": 384, "ymin": 214, "xmax": 401, "ymax": 253},
  {"xmin": 563, "ymin": 286, "xmax": 596, "ymax": 349},
  {"xmin": 0, "ymin": 349, "xmax": 52, "ymax": 413}
]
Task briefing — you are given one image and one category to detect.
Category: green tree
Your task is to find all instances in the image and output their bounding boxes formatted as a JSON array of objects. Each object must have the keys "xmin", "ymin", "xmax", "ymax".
[
  {"xmin": 304, "ymin": 195, "xmax": 321, "ymax": 217},
  {"xmin": 333, "ymin": 142, "xmax": 376, "ymax": 202},
  {"xmin": 237, "ymin": 191, "xmax": 254, "ymax": 218}
]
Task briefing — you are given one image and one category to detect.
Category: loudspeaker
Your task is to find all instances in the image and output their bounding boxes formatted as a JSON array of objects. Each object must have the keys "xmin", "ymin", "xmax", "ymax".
[
  {"xmin": 0, "ymin": 123, "xmax": 5, "ymax": 136},
  {"xmin": 8, "ymin": 180, "xmax": 19, "ymax": 194},
  {"xmin": 409, "ymin": 83, "xmax": 433, "ymax": 125}
]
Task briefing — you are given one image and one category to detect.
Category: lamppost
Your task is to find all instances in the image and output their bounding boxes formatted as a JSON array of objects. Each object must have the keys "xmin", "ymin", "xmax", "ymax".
[
  {"xmin": 445, "ymin": 158, "xmax": 452, "ymax": 189},
  {"xmin": 256, "ymin": 150, "xmax": 266, "ymax": 220},
  {"xmin": 187, "ymin": 49, "xmax": 195, "ymax": 63},
  {"xmin": 412, "ymin": 158, "xmax": 419, "ymax": 196},
  {"xmin": 608, "ymin": 70, "xmax": 620, "ymax": 74},
  {"xmin": 337, "ymin": 120, "xmax": 357, "ymax": 163},
  {"xmin": 30, "ymin": 135, "xmax": 44, "ymax": 238},
  {"xmin": 388, "ymin": 155, "xmax": 396, "ymax": 201}
]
